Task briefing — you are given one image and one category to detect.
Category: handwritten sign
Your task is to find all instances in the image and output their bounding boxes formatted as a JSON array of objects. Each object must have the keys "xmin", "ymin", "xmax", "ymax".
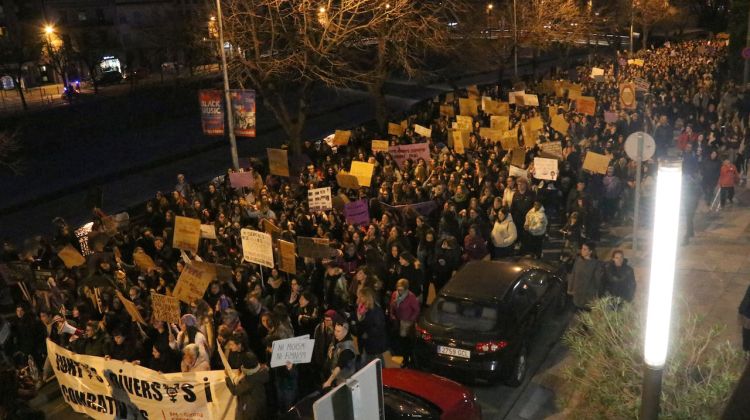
[
  {"xmin": 270, "ymin": 336, "xmax": 316, "ymax": 368},
  {"xmin": 297, "ymin": 237, "xmax": 334, "ymax": 259},
  {"xmin": 229, "ymin": 171, "xmax": 254, "ymax": 189},
  {"xmin": 490, "ymin": 115, "xmax": 509, "ymax": 131},
  {"xmin": 173, "ymin": 261, "xmax": 215, "ymax": 304},
  {"xmin": 308, "ymin": 187, "xmax": 332, "ymax": 212},
  {"xmin": 267, "ymin": 148, "xmax": 290, "ymax": 177},
  {"xmin": 534, "ymin": 157, "xmax": 558, "ymax": 180},
  {"xmin": 540, "ymin": 141, "xmax": 563, "ymax": 160},
  {"xmin": 550, "ymin": 114, "xmax": 569, "ymax": 135},
  {"xmin": 333, "ymin": 130, "xmax": 352, "ymax": 146},
  {"xmin": 150, "ymin": 292, "xmax": 181, "ymax": 325},
  {"xmin": 576, "ymin": 96, "xmax": 596, "ymax": 116},
  {"xmin": 583, "ymin": 151, "xmax": 611, "ymax": 174},
  {"xmin": 115, "ymin": 290, "xmax": 146, "ymax": 324},
  {"xmin": 344, "ymin": 199, "xmax": 370, "ymax": 226},
  {"xmin": 509, "ymin": 165, "xmax": 528, "ymax": 180},
  {"xmin": 439, "ymin": 104, "xmax": 455, "ymax": 118},
  {"xmin": 58, "ymin": 245, "xmax": 86, "ymax": 269},
  {"xmin": 478, "ymin": 128, "xmax": 502, "ymax": 142},
  {"xmin": 336, "ymin": 172, "xmax": 360, "ymax": 190},
  {"xmin": 500, "ymin": 129, "xmax": 519, "ymax": 150},
  {"xmin": 511, "ymin": 148, "xmax": 526, "ymax": 167},
  {"xmin": 350, "ymin": 161, "xmax": 375, "ymax": 187},
  {"xmin": 278, "ymin": 240, "xmax": 296, "ymax": 274},
  {"xmin": 371, "ymin": 140, "xmax": 390, "ymax": 153},
  {"xmin": 241, "ymin": 229, "xmax": 274, "ymax": 268},
  {"xmin": 414, "ymin": 124, "xmax": 432, "ymax": 138},
  {"xmin": 451, "ymin": 129, "xmax": 471, "ymax": 148},
  {"xmin": 459, "ymin": 98, "xmax": 478, "ymax": 116},
  {"xmin": 521, "ymin": 94, "xmax": 539, "ymax": 107},
  {"xmin": 388, "ymin": 122, "xmax": 404, "ymax": 137},
  {"xmin": 173, "ymin": 216, "xmax": 201, "ymax": 254},
  {"xmin": 455, "ymin": 115, "xmax": 473, "ymax": 131}
]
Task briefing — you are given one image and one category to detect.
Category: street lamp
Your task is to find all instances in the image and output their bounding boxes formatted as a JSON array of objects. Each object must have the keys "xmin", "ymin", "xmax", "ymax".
[
  {"xmin": 641, "ymin": 159, "xmax": 682, "ymax": 420},
  {"xmin": 44, "ymin": 25, "xmax": 54, "ymax": 35}
]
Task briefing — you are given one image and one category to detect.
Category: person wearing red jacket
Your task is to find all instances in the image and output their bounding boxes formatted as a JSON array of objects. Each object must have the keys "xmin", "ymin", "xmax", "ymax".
[{"xmin": 719, "ymin": 159, "xmax": 740, "ymax": 208}]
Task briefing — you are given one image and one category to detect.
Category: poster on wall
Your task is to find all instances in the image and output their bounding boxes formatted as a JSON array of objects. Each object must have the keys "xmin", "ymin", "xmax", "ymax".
[
  {"xmin": 199, "ymin": 90, "xmax": 224, "ymax": 136},
  {"xmin": 230, "ymin": 89, "xmax": 256, "ymax": 137}
]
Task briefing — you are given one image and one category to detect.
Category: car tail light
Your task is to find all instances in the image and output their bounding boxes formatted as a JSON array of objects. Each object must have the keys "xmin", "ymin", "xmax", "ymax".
[
  {"xmin": 475, "ymin": 340, "xmax": 508, "ymax": 353},
  {"xmin": 415, "ymin": 325, "xmax": 432, "ymax": 342}
]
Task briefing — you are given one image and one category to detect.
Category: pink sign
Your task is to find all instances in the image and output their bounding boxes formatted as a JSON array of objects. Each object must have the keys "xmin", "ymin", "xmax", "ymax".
[
  {"xmin": 604, "ymin": 111, "xmax": 618, "ymax": 123},
  {"xmin": 229, "ymin": 171, "xmax": 254, "ymax": 189},
  {"xmin": 344, "ymin": 199, "xmax": 370, "ymax": 226},
  {"xmin": 388, "ymin": 143, "xmax": 431, "ymax": 168}
]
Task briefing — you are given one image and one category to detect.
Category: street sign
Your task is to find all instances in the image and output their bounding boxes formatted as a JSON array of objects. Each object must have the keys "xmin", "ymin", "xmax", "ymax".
[
  {"xmin": 742, "ymin": 47, "xmax": 750, "ymax": 60},
  {"xmin": 625, "ymin": 132, "xmax": 656, "ymax": 162}
]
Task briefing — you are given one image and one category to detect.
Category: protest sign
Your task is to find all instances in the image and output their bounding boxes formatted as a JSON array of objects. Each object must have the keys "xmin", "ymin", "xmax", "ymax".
[
  {"xmin": 583, "ymin": 151, "xmax": 611, "ymax": 174},
  {"xmin": 47, "ymin": 340, "xmax": 236, "ymax": 420},
  {"xmin": 619, "ymin": 82, "xmax": 637, "ymax": 109},
  {"xmin": 228, "ymin": 171, "xmax": 254, "ymax": 189},
  {"xmin": 414, "ymin": 124, "xmax": 432, "ymax": 138},
  {"xmin": 458, "ymin": 98, "xmax": 478, "ymax": 116},
  {"xmin": 199, "ymin": 224, "xmax": 217, "ymax": 240},
  {"xmin": 490, "ymin": 115, "xmax": 510, "ymax": 131},
  {"xmin": 500, "ymin": 129, "xmax": 519, "ymax": 150},
  {"xmin": 509, "ymin": 91, "xmax": 524, "ymax": 103},
  {"xmin": 173, "ymin": 216, "xmax": 201, "ymax": 254},
  {"xmin": 133, "ymin": 249, "xmax": 156, "ymax": 272},
  {"xmin": 591, "ymin": 67, "xmax": 605, "ymax": 82},
  {"xmin": 554, "ymin": 81, "xmax": 566, "ymax": 97},
  {"xmin": 173, "ymin": 261, "xmax": 215, "ymax": 304},
  {"xmin": 567, "ymin": 85, "xmax": 582, "ymax": 100},
  {"xmin": 270, "ymin": 335, "xmax": 316, "ymax": 368},
  {"xmin": 541, "ymin": 79, "xmax": 555, "ymax": 94},
  {"xmin": 439, "ymin": 104, "xmax": 455, "ymax": 118},
  {"xmin": 451, "ymin": 129, "xmax": 471, "ymax": 148},
  {"xmin": 454, "ymin": 133, "xmax": 465, "ymax": 154},
  {"xmin": 534, "ymin": 157, "xmax": 559, "ymax": 180},
  {"xmin": 229, "ymin": 89, "xmax": 256, "ymax": 137},
  {"xmin": 150, "ymin": 292, "xmax": 181, "ymax": 325},
  {"xmin": 550, "ymin": 114, "xmax": 569, "ymax": 134},
  {"xmin": 350, "ymin": 161, "xmax": 375, "ymax": 187},
  {"xmin": 267, "ymin": 148, "xmax": 290, "ymax": 177},
  {"xmin": 509, "ymin": 165, "xmax": 528, "ymax": 179},
  {"xmin": 456, "ymin": 115, "xmax": 473, "ymax": 131},
  {"xmin": 344, "ymin": 199, "xmax": 370, "ymax": 226},
  {"xmin": 241, "ymin": 229, "xmax": 274, "ymax": 268},
  {"xmin": 467, "ymin": 84, "xmax": 480, "ymax": 98},
  {"xmin": 332, "ymin": 193, "xmax": 349, "ymax": 213},
  {"xmin": 199, "ymin": 90, "xmax": 224, "ymax": 136},
  {"xmin": 388, "ymin": 122, "xmax": 404, "ymax": 136},
  {"xmin": 371, "ymin": 140, "xmax": 390, "ymax": 154},
  {"xmin": 521, "ymin": 94, "xmax": 539, "ymax": 107},
  {"xmin": 633, "ymin": 77, "xmax": 649, "ymax": 92},
  {"xmin": 528, "ymin": 116, "xmax": 544, "ymax": 132},
  {"xmin": 445, "ymin": 92, "xmax": 454, "ymax": 103},
  {"xmin": 627, "ymin": 58, "xmax": 645, "ymax": 66},
  {"xmin": 478, "ymin": 127, "xmax": 501, "ymax": 142},
  {"xmin": 540, "ymin": 141, "xmax": 563, "ymax": 160},
  {"xmin": 511, "ymin": 148, "xmax": 526, "ymax": 167},
  {"xmin": 115, "ymin": 290, "xmax": 146, "ymax": 324},
  {"xmin": 521, "ymin": 122, "xmax": 538, "ymax": 148},
  {"xmin": 58, "ymin": 245, "xmax": 86, "ymax": 269},
  {"xmin": 308, "ymin": 187, "xmax": 333, "ymax": 212},
  {"xmin": 576, "ymin": 96, "xmax": 596, "ymax": 116},
  {"xmin": 297, "ymin": 237, "xmax": 334, "ymax": 259},
  {"xmin": 333, "ymin": 130, "xmax": 352, "ymax": 146},
  {"xmin": 262, "ymin": 219, "xmax": 281, "ymax": 240},
  {"xmin": 336, "ymin": 172, "xmax": 360, "ymax": 190},
  {"xmin": 278, "ymin": 240, "xmax": 296, "ymax": 274},
  {"xmin": 604, "ymin": 111, "xmax": 619, "ymax": 123}
]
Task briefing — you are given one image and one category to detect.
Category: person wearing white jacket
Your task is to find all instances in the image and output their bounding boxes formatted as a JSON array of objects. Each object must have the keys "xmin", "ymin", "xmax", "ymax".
[
  {"xmin": 523, "ymin": 201, "xmax": 548, "ymax": 258},
  {"xmin": 491, "ymin": 209, "xmax": 517, "ymax": 259}
]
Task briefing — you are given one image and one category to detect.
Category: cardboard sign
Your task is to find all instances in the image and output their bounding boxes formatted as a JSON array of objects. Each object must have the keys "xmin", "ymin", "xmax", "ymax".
[
  {"xmin": 567, "ymin": 85, "xmax": 582, "ymax": 100},
  {"xmin": 500, "ymin": 129, "xmax": 519, "ymax": 150},
  {"xmin": 458, "ymin": 98, "xmax": 478, "ymax": 116},
  {"xmin": 267, "ymin": 148, "xmax": 290, "ymax": 177},
  {"xmin": 534, "ymin": 157, "xmax": 558, "ymax": 180},
  {"xmin": 262, "ymin": 219, "xmax": 282, "ymax": 243},
  {"xmin": 173, "ymin": 261, "xmax": 215, "ymax": 304},
  {"xmin": 478, "ymin": 127, "xmax": 501, "ymax": 142},
  {"xmin": 297, "ymin": 237, "xmax": 334, "ymax": 259},
  {"xmin": 454, "ymin": 133, "xmax": 465, "ymax": 154},
  {"xmin": 510, "ymin": 148, "xmax": 526, "ymax": 167},
  {"xmin": 604, "ymin": 111, "xmax": 619, "ymax": 123},
  {"xmin": 456, "ymin": 115, "xmax": 473, "ymax": 131},
  {"xmin": 199, "ymin": 224, "xmax": 217, "ymax": 240},
  {"xmin": 509, "ymin": 165, "xmax": 528, "ymax": 180},
  {"xmin": 528, "ymin": 116, "xmax": 544, "ymax": 132},
  {"xmin": 241, "ymin": 229, "xmax": 274, "ymax": 268},
  {"xmin": 509, "ymin": 91, "xmax": 525, "ymax": 103},
  {"xmin": 308, "ymin": 187, "xmax": 333, "ymax": 212},
  {"xmin": 58, "ymin": 245, "xmax": 86, "ymax": 269},
  {"xmin": 388, "ymin": 122, "xmax": 404, "ymax": 136},
  {"xmin": 173, "ymin": 216, "xmax": 201, "ymax": 254},
  {"xmin": 541, "ymin": 79, "xmax": 555, "ymax": 94},
  {"xmin": 540, "ymin": 141, "xmax": 563, "ymax": 160},
  {"xmin": 133, "ymin": 249, "xmax": 156, "ymax": 272},
  {"xmin": 150, "ymin": 292, "xmax": 181, "ymax": 325},
  {"xmin": 278, "ymin": 240, "xmax": 296, "ymax": 274},
  {"xmin": 439, "ymin": 105, "xmax": 455, "ymax": 118},
  {"xmin": 521, "ymin": 94, "xmax": 539, "ymax": 107},
  {"xmin": 344, "ymin": 199, "xmax": 370, "ymax": 226},
  {"xmin": 490, "ymin": 115, "xmax": 510, "ymax": 131},
  {"xmin": 228, "ymin": 171, "xmax": 254, "ymax": 189},
  {"xmin": 576, "ymin": 96, "xmax": 596, "ymax": 116},
  {"xmin": 583, "ymin": 151, "xmax": 611, "ymax": 174},
  {"xmin": 115, "ymin": 290, "xmax": 146, "ymax": 324},
  {"xmin": 270, "ymin": 335, "xmax": 316, "ymax": 368},
  {"xmin": 619, "ymin": 82, "xmax": 637, "ymax": 109},
  {"xmin": 336, "ymin": 172, "xmax": 360, "ymax": 190},
  {"xmin": 627, "ymin": 58, "xmax": 645, "ymax": 66},
  {"xmin": 451, "ymin": 129, "xmax": 471, "ymax": 148},
  {"xmin": 522, "ymin": 122, "xmax": 538, "ymax": 148},
  {"xmin": 414, "ymin": 124, "xmax": 432, "ymax": 138},
  {"xmin": 350, "ymin": 161, "xmax": 375, "ymax": 187},
  {"xmin": 591, "ymin": 67, "xmax": 605, "ymax": 82},
  {"xmin": 550, "ymin": 114, "xmax": 569, "ymax": 135},
  {"xmin": 333, "ymin": 130, "xmax": 352, "ymax": 146},
  {"xmin": 372, "ymin": 140, "xmax": 390, "ymax": 154}
]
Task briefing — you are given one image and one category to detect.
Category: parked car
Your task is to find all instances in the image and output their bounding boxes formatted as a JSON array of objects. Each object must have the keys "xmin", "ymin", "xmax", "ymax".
[
  {"xmin": 414, "ymin": 258, "xmax": 566, "ymax": 385},
  {"xmin": 282, "ymin": 368, "xmax": 481, "ymax": 420}
]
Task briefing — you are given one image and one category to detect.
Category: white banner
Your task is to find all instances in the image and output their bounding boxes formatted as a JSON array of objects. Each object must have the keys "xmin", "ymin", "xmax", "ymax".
[
  {"xmin": 48, "ymin": 339, "xmax": 236, "ymax": 420},
  {"xmin": 241, "ymin": 228, "xmax": 274, "ymax": 268},
  {"xmin": 270, "ymin": 335, "xmax": 315, "ymax": 368},
  {"xmin": 307, "ymin": 187, "xmax": 332, "ymax": 212},
  {"xmin": 534, "ymin": 157, "xmax": 558, "ymax": 181}
]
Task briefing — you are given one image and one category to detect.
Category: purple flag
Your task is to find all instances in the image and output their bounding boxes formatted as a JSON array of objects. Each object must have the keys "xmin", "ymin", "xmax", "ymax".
[{"xmin": 344, "ymin": 199, "xmax": 370, "ymax": 226}]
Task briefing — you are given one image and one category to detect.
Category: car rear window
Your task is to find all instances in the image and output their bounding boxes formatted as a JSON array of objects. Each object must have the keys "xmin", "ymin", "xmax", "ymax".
[{"xmin": 428, "ymin": 297, "xmax": 498, "ymax": 332}]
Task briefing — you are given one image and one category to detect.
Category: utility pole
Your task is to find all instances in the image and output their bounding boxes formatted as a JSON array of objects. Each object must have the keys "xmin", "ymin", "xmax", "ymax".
[
  {"xmin": 744, "ymin": 3, "xmax": 750, "ymax": 85},
  {"xmin": 215, "ymin": 0, "xmax": 240, "ymax": 170},
  {"xmin": 513, "ymin": 0, "xmax": 518, "ymax": 78}
]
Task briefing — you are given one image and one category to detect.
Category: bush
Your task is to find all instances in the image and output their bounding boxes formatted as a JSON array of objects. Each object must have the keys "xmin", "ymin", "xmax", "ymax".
[{"xmin": 561, "ymin": 297, "xmax": 744, "ymax": 419}]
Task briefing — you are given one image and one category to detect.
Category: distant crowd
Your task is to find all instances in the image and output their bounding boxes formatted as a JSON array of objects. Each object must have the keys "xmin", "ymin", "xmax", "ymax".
[{"xmin": 1, "ymin": 37, "xmax": 746, "ymax": 419}]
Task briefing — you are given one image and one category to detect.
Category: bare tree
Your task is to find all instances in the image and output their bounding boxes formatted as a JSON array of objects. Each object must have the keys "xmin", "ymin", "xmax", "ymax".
[
  {"xmin": 222, "ymin": 0, "xmax": 399, "ymax": 153},
  {"xmin": 0, "ymin": 24, "xmax": 43, "ymax": 111},
  {"xmin": 69, "ymin": 29, "xmax": 117, "ymax": 94},
  {"xmin": 514, "ymin": 0, "xmax": 591, "ymax": 52},
  {"xmin": 632, "ymin": 0, "xmax": 674, "ymax": 49},
  {"xmin": 0, "ymin": 129, "xmax": 22, "ymax": 175}
]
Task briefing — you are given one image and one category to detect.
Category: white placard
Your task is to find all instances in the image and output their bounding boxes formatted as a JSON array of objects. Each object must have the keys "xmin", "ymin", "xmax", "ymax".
[
  {"xmin": 199, "ymin": 224, "xmax": 217, "ymax": 239},
  {"xmin": 241, "ymin": 228, "xmax": 274, "ymax": 268},
  {"xmin": 534, "ymin": 157, "xmax": 559, "ymax": 180},
  {"xmin": 308, "ymin": 187, "xmax": 332, "ymax": 212},
  {"xmin": 509, "ymin": 165, "xmax": 528, "ymax": 179},
  {"xmin": 270, "ymin": 335, "xmax": 315, "ymax": 368}
]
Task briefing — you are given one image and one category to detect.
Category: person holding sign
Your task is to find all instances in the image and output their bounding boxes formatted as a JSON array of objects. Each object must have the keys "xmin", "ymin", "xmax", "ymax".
[{"xmin": 226, "ymin": 351, "xmax": 270, "ymax": 420}]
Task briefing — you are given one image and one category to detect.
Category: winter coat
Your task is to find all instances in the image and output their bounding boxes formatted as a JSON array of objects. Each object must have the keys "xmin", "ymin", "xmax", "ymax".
[
  {"xmin": 389, "ymin": 291, "xmax": 420, "ymax": 323},
  {"xmin": 604, "ymin": 261, "xmax": 636, "ymax": 302},
  {"xmin": 226, "ymin": 368, "xmax": 270, "ymax": 420},
  {"xmin": 701, "ymin": 157, "xmax": 721, "ymax": 187},
  {"xmin": 463, "ymin": 234, "xmax": 489, "ymax": 260},
  {"xmin": 719, "ymin": 163, "xmax": 740, "ymax": 187},
  {"xmin": 491, "ymin": 216, "xmax": 517, "ymax": 248},
  {"xmin": 524, "ymin": 206, "xmax": 548, "ymax": 237},
  {"xmin": 358, "ymin": 306, "xmax": 388, "ymax": 354},
  {"xmin": 602, "ymin": 175, "xmax": 624, "ymax": 200},
  {"xmin": 568, "ymin": 257, "xmax": 604, "ymax": 308}
]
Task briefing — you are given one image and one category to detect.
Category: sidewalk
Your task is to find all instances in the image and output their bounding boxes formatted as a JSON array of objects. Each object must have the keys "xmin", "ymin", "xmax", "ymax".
[{"xmin": 506, "ymin": 184, "xmax": 750, "ymax": 419}]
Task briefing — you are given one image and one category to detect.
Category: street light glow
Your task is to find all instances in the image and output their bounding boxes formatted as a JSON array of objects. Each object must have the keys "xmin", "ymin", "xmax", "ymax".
[
  {"xmin": 487, "ymin": 3, "xmax": 493, "ymax": 10},
  {"xmin": 643, "ymin": 160, "xmax": 682, "ymax": 367},
  {"xmin": 44, "ymin": 25, "xmax": 55, "ymax": 35},
  {"xmin": 319, "ymin": 6, "xmax": 326, "ymax": 13}
]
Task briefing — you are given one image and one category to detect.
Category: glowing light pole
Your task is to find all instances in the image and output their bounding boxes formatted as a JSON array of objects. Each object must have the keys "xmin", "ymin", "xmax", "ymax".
[{"xmin": 641, "ymin": 159, "xmax": 682, "ymax": 420}]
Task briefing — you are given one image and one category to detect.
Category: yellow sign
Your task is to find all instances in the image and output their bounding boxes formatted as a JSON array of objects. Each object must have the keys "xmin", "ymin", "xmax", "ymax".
[
  {"xmin": 459, "ymin": 98, "xmax": 478, "ymax": 116},
  {"xmin": 333, "ymin": 130, "xmax": 352, "ymax": 146},
  {"xmin": 583, "ymin": 151, "xmax": 611, "ymax": 174},
  {"xmin": 550, "ymin": 114, "xmax": 569, "ymax": 134},
  {"xmin": 350, "ymin": 161, "xmax": 375, "ymax": 187},
  {"xmin": 372, "ymin": 140, "xmax": 390, "ymax": 153},
  {"xmin": 456, "ymin": 115, "xmax": 473, "ymax": 131},
  {"xmin": 388, "ymin": 123, "xmax": 404, "ymax": 136},
  {"xmin": 278, "ymin": 240, "xmax": 296, "ymax": 274},
  {"xmin": 173, "ymin": 216, "xmax": 201, "ymax": 254},
  {"xmin": 500, "ymin": 129, "xmax": 518, "ymax": 150},
  {"xmin": 490, "ymin": 115, "xmax": 509, "ymax": 131},
  {"xmin": 57, "ymin": 245, "xmax": 86, "ymax": 269},
  {"xmin": 267, "ymin": 148, "xmax": 290, "ymax": 177}
]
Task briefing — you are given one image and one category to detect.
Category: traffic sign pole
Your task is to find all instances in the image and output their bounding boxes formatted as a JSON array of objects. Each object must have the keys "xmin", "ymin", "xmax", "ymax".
[{"xmin": 633, "ymin": 133, "xmax": 643, "ymax": 251}]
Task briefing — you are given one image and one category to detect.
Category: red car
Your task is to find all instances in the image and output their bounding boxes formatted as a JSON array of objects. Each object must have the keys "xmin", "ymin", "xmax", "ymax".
[{"xmin": 283, "ymin": 368, "xmax": 482, "ymax": 420}]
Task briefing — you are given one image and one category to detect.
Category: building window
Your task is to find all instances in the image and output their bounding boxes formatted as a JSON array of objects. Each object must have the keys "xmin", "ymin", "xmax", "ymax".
[{"xmin": 78, "ymin": 11, "xmax": 87, "ymax": 21}]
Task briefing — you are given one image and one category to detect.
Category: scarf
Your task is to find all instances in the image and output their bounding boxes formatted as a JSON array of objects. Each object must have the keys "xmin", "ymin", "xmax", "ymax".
[{"xmin": 395, "ymin": 291, "xmax": 408, "ymax": 307}]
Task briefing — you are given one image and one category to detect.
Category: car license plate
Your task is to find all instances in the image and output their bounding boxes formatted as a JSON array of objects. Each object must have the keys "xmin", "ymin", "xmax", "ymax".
[{"xmin": 437, "ymin": 345, "xmax": 471, "ymax": 359}]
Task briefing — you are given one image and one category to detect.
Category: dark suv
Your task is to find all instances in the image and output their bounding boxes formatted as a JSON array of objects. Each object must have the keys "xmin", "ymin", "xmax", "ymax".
[{"xmin": 414, "ymin": 258, "xmax": 565, "ymax": 385}]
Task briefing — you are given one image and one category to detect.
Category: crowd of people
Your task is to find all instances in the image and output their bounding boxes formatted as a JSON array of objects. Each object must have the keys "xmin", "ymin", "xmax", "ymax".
[{"xmin": 0, "ymin": 37, "xmax": 745, "ymax": 418}]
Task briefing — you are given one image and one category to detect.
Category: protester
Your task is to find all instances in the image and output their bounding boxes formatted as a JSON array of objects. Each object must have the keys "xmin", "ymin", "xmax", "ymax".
[
  {"xmin": 567, "ymin": 243, "xmax": 605, "ymax": 310},
  {"xmin": 226, "ymin": 351, "xmax": 269, "ymax": 420},
  {"xmin": 603, "ymin": 250, "xmax": 636, "ymax": 303}
]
